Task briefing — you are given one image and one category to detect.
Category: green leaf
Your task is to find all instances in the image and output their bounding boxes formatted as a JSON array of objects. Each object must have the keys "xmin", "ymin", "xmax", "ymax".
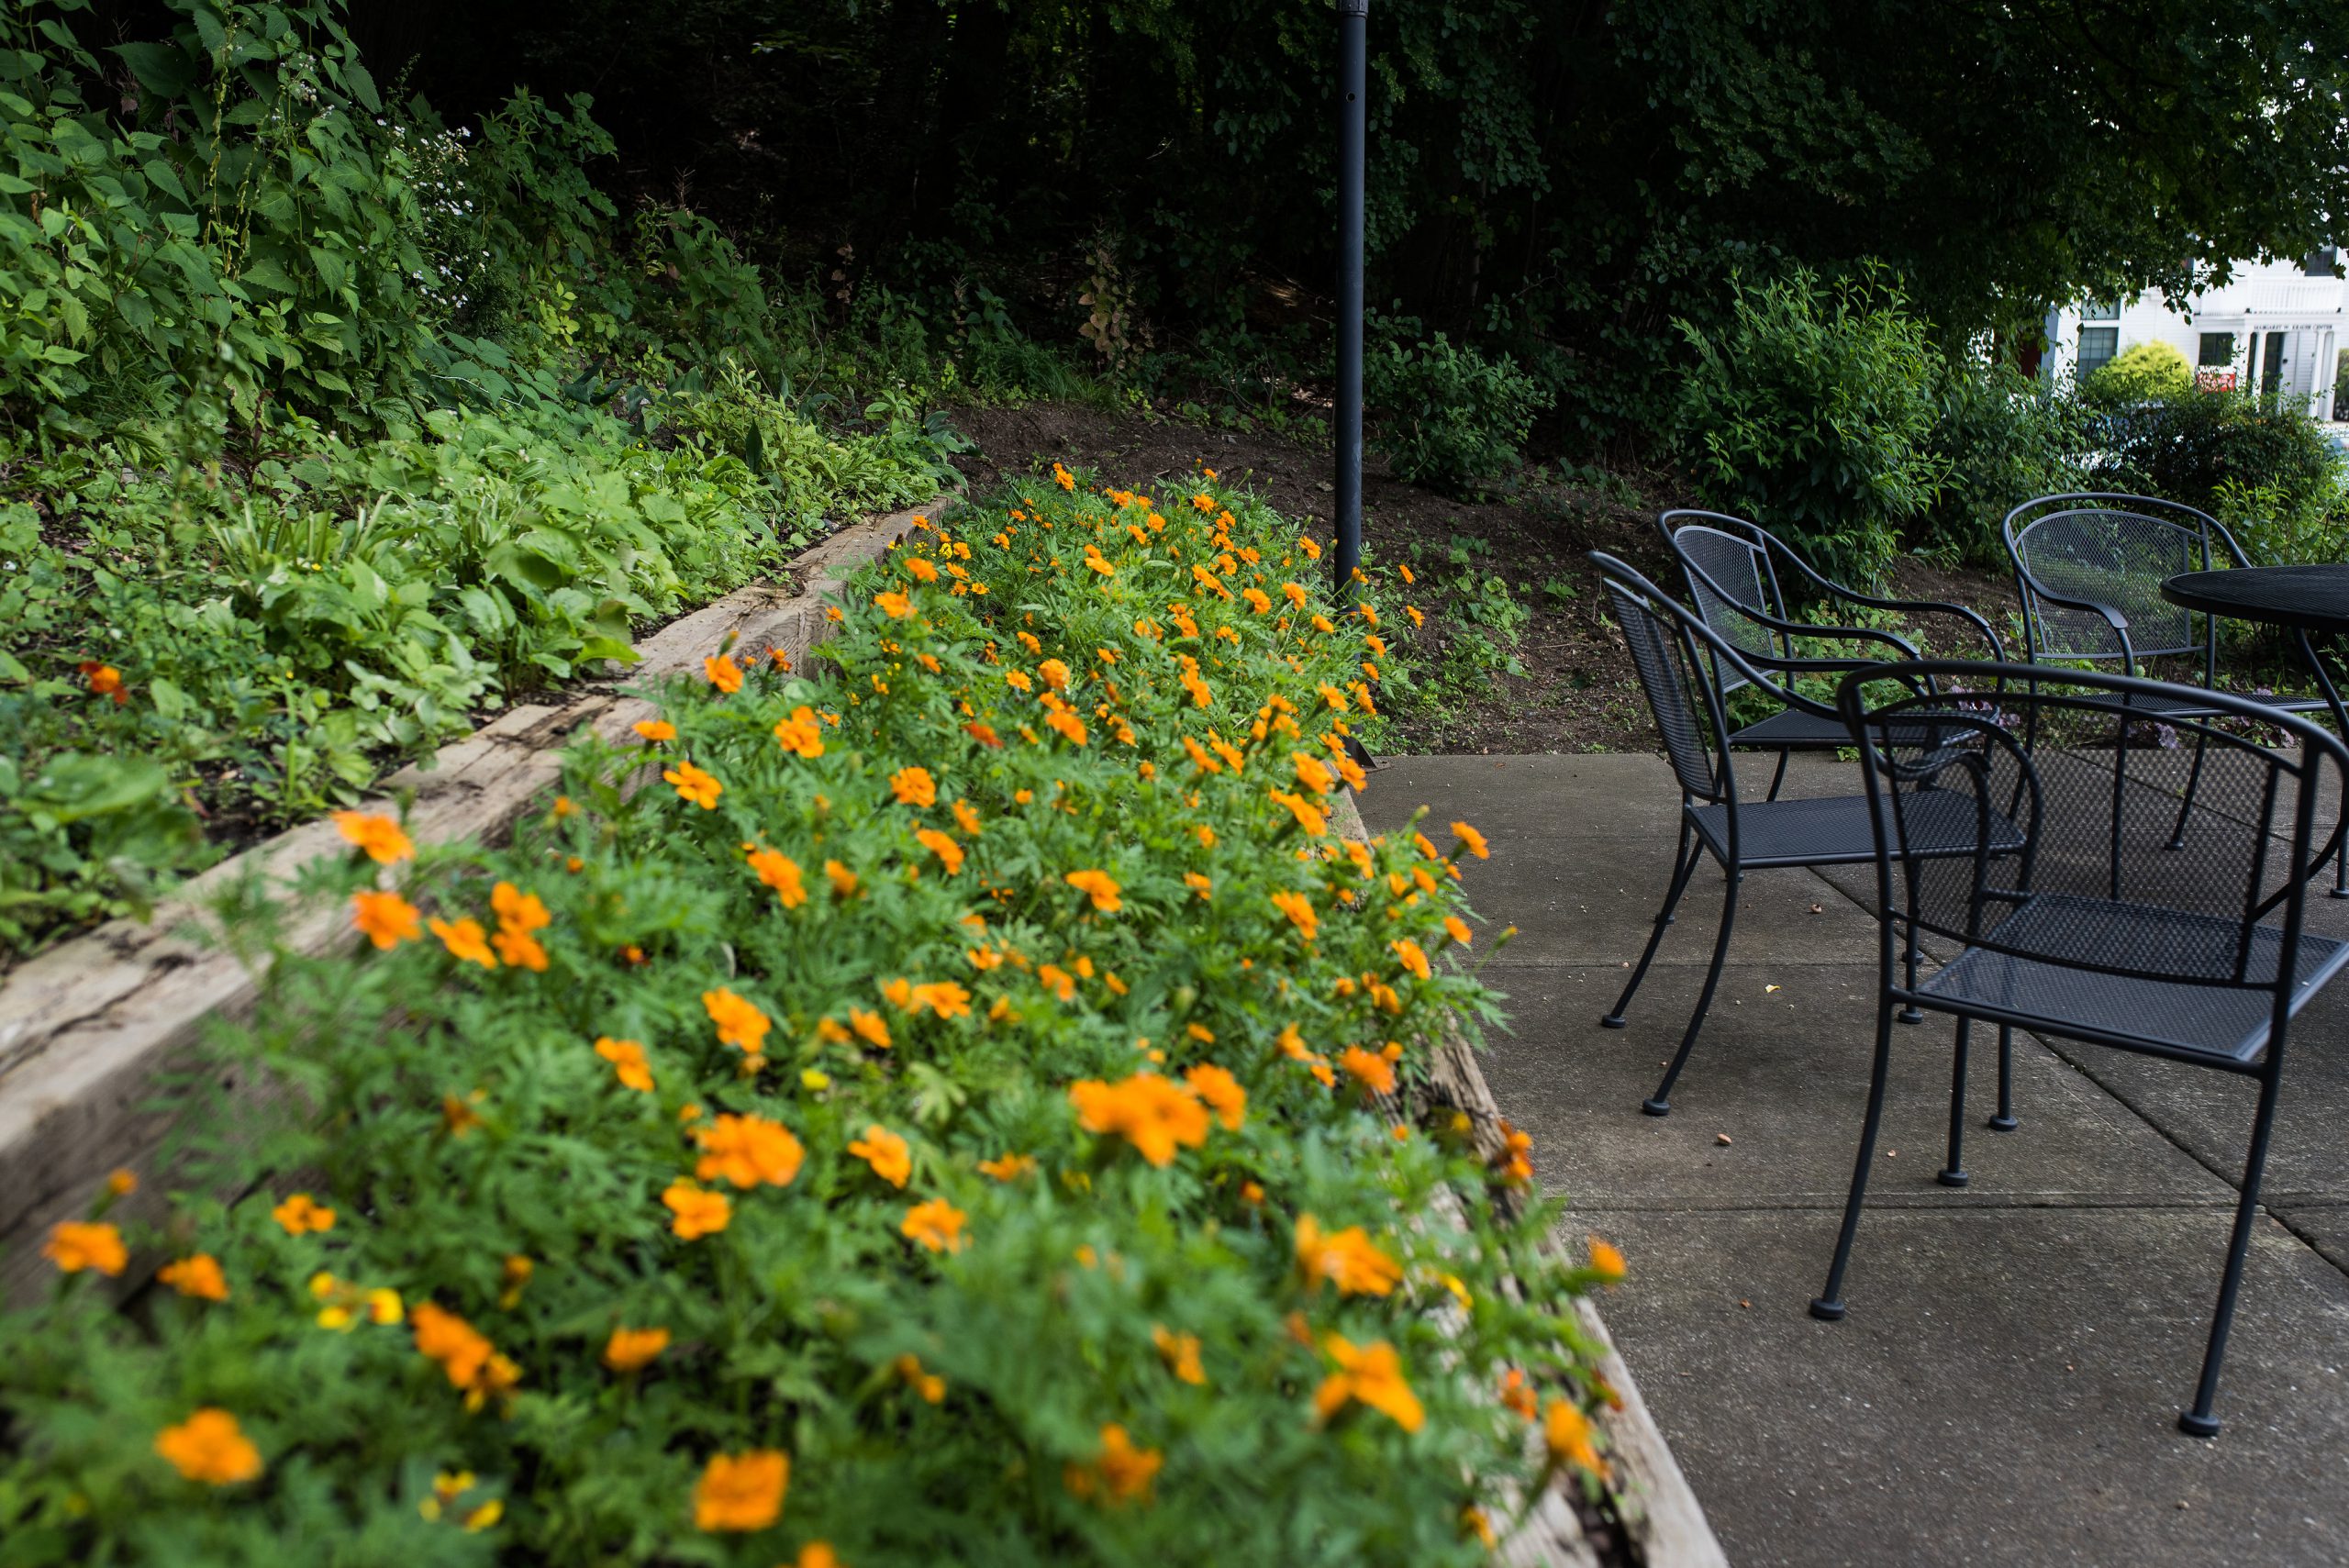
[{"xmin": 112, "ymin": 40, "xmax": 197, "ymax": 97}]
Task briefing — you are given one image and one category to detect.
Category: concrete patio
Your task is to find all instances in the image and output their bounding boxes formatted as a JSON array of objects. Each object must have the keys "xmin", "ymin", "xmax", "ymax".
[{"xmin": 1360, "ymin": 752, "xmax": 2349, "ymax": 1567}]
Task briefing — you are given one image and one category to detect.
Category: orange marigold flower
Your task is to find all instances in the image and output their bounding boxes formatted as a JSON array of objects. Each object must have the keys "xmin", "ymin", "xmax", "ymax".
[
  {"xmin": 906, "ymin": 554, "xmax": 941, "ymax": 583},
  {"xmin": 634, "ymin": 719, "xmax": 677, "ymax": 742},
  {"xmin": 595, "ymin": 1036, "xmax": 654, "ymax": 1092},
  {"xmin": 874, "ymin": 589, "xmax": 913, "ymax": 619},
  {"xmin": 665, "ymin": 762, "xmax": 723, "ymax": 809},
  {"xmin": 1451, "ymin": 820, "xmax": 1490, "ymax": 859},
  {"xmin": 158, "ymin": 1253, "xmax": 229, "ymax": 1302},
  {"xmin": 1183, "ymin": 1063, "xmax": 1247, "ymax": 1129},
  {"xmin": 1313, "ymin": 1334, "xmax": 1424, "ymax": 1432},
  {"xmin": 1295, "ymin": 1214, "xmax": 1402, "ymax": 1296},
  {"xmin": 1183, "ymin": 871, "xmax": 1213, "ymax": 899},
  {"xmin": 1038, "ymin": 658, "xmax": 1071, "ymax": 691},
  {"xmin": 978, "ymin": 1152, "xmax": 1037, "ymax": 1181},
  {"xmin": 1064, "ymin": 868, "xmax": 1122, "ymax": 912},
  {"xmin": 890, "ymin": 765, "xmax": 937, "ymax": 806},
  {"xmin": 155, "ymin": 1408, "xmax": 262, "ymax": 1485},
  {"xmin": 773, "ymin": 706, "xmax": 827, "ymax": 758},
  {"xmin": 411, "ymin": 1301, "xmax": 520, "ymax": 1410},
  {"xmin": 82, "ymin": 661, "xmax": 126, "ymax": 698},
  {"xmin": 272, "ymin": 1193, "xmax": 336, "ymax": 1236},
  {"xmin": 749, "ymin": 848, "xmax": 807, "ymax": 907},
  {"xmin": 1242, "ymin": 585, "xmax": 1272, "ymax": 613},
  {"xmin": 695, "ymin": 1113, "xmax": 806, "ymax": 1189},
  {"xmin": 1543, "ymin": 1397, "xmax": 1608, "ymax": 1477},
  {"xmin": 492, "ymin": 925, "xmax": 549, "ymax": 972},
  {"xmin": 1500, "ymin": 1367, "xmax": 1541, "ymax": 1419},
  {"xmin": 1587, "ymin": 1235, "xmax": 1626, "ymax": 1282},
  {"xmin": 1270, "ymin": 889, "xmax": 1319, "ymax": 940},
  {"xmin": 332, "ymin": 811, "xmax": 413, "ymax": 865},
  {"xmin": 850, "ymin": 1124, "xmax": 913, "ymax": 1188},
  {"xmin": 964, "ymin": 720, "xmax": 1002, "ymax": 748},
  {"xmin": 952, "ymin": 798, "xmax": 983, "ymax": 835},
  {"xmin": 704, "ymin": 652, "xmax": 744, "ymax": 694},
  {"xmin": 489, "ymin": 882, "xmax": 551, "ymax": 935},
  {"xmin": 1291, "ymin": 751, "xmax": 1336, "ymax": 795},
  {"xmin": 826, "ymin": 860, "xmax": 860, "ymax": 898},
  {"xmin": 1069, "ymin": 1073, "xmax": 1212, "ymax": 1167},
  {"xmin": 1444, "ymin": 915, "xmax": 1474, "ymax": 946},
  {"xmin": 604, "ymin": 1326, "xmax": 670, "ymax": 1372},
  {"xmin": 1268, "ymin": 788, "xmax": 1328, "ymax": 837},
  {"xmin": 901, "ymin": 1196, "xmax": 968, "ymax": 1253},
  {"xmin": 703, "ymin": 988, "xmax": 772, "ymax": 1052},
  {"xmin": 916, "ymin": 827, "xmax": 964, "ymax": 873},
  {"xmin": 849, "ymin": 1007, "xmax": 892, "ymax": 1048},
  {"xmin": 694, "ymin": 1450, "xmax": 789, "ymax": 1532},
  {"xmin": 1152, "ymin": 1324, "xmax": 1207, "ymax": 1385},
  {"xmin": 662, "ymin": 1180, "xmax": 732, "ymax": 1240},
  {"xmin": 351, "ymin": 889, "xmax": 421, "ymax": 950},
  {"xmin": 1390, "ymin": 938, "xmax": 1431, "ymax": 981},
  {"xmin": 43, "ymin": 1220, "xmax": 127, "ymax": 1276},
  {"xmin": 1065, "ymin": 1423, "xmax": 1163, "ymax": 1506},
  {"xmin": 1339, "ymin": 1044, "xmax": 1397, "ymax": 1095}
]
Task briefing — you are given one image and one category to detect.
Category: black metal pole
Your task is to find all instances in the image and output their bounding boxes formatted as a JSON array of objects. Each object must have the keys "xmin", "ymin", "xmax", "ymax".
[{"xmin": 1333, "ymin": 0, "xmax": 1366, "ymax": 595}]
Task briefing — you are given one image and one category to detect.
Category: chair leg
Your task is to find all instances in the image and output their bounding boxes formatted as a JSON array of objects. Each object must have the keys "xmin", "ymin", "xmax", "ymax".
[
  {"xmin": 1765, "ymin": 748, "xmax": 1792, "ymax": 802},
  {"xmin": 1898, "ymin": 922, "xmax": 1924, "ymax": 1025},
  {"xmin": 2165, "ymin": 729, "xmax": 2210, "ymax": 851},
  {"xmin": 1812, "ymin": 994, "xmax": 1898, "ymax": 1320},
  {"xmin": 1642, "ymin": 868, "xmax": 1740, "ymax": 1117},
  {"xmin": 1937, "ymin": 1019, "xmax": 1972, "ymax": 1187},
  {"xmin": 2179, "ymin": 1068, "xmax": 2287, "ymax": 1438},
  {"xmin": 1603, "ymin": 828, "xmax": 1703, "ymax": 1029},
  {"xmin": 1987, "ymin": 1024, "xmax": 2019, "ymax": 1132}
]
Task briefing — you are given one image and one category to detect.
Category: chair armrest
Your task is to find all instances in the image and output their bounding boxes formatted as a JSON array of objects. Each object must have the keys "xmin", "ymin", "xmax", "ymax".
[{"xmin": 2011, "ymin": 570, "xmax": 2140, "ymax": 672}]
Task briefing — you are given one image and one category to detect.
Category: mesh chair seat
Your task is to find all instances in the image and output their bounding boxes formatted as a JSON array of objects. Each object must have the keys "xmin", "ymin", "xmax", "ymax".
[
  {"xmin": 1919, "ymin": 894, "xmax": 2349, "ymax": 1062},
  {"xmin": 2102, "ymin": 687, "xmax": 2333, "ymax": 718},
  {"xmin": 1727, "ymin": 707, "xmax": 1849, "ymax": 749},
  {"xmin": 1689, "ymin": 785, "xmax": 2023, "ymax": 870}
]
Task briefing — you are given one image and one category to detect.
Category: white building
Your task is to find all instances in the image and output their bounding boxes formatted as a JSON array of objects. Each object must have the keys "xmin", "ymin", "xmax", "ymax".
[{"xmin": 2043, "ymin": 252, "xmax": 2343, "ymax": 419}]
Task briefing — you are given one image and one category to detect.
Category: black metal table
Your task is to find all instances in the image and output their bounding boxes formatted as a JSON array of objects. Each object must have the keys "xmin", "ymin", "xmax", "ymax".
[{"xmin": 2162, "ymin": 564, "xmax": 2349, "ymax": 895}]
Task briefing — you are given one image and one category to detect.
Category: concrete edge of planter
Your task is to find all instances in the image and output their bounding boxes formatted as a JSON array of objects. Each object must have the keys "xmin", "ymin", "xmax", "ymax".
[
  {"xmin": 1328, "ymin": 791, "xmax": 1726, "ymax": 1568},
  {"xmin": 0, "ymin": 499, "xmax": 950, "ymax": 1304}
]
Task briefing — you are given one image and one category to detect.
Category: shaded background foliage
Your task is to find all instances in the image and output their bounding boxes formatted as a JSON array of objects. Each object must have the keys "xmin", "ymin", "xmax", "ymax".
[{"xmin": 299, "ymin": 0, "xmax": 2349, "ymax": 444}]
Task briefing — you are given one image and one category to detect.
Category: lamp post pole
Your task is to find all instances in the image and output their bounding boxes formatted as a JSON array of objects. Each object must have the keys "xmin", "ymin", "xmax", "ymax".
[{"xmin": 1333, "ymin": 0, "xmax": 1367, "ymax": 595}]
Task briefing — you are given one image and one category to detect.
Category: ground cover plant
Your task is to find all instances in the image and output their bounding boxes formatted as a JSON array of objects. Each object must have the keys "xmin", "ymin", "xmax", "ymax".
[{"xmin": 0, "ymin": 474, "xmax": 1619, "ymax": 1564}]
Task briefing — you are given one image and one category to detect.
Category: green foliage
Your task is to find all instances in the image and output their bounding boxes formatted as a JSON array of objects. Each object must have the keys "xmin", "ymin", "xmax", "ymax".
[
  {"xmin": 1922, "ymin": 362, "xmax": 2089, "ymax": 564},
  {"xmin": 2084, "ymin": 340, "xmax": 2193, "ymax": 404},
  {"xmin": 2087, "ymin": 390, "xmax": 2343, "ymax": 524},
  {"xmin": 0, "ymin": 480, "xmax": 1607, "ymax": 1566},
  {"xmin": 1365, "ymin": 323, "xmax": 1552, "ymax": 495},
  {"xmin": 1674, "ymin": 268, "xmax": 1949, "ymax": 584},
  {"xmin": 2213, "ymin": 475, "xmax": 2349, "ymax": 569}
]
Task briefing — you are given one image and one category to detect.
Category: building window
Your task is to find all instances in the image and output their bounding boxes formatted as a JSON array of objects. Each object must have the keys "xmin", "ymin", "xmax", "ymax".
[
  {"xmin": 2076, "ymin": 327, "xmax": 2119, "ymax": 378},
  {"xmin": 2303, "ymin": 248, "xmax": 2339, "ymax": 279},
  {"xmin": 2082, "ymin": 297, "xmax": 2121, "ymax": 322},
  {"xmin": 2198, "ymin": 332, "xmax": 2235, "ymax": 367}
]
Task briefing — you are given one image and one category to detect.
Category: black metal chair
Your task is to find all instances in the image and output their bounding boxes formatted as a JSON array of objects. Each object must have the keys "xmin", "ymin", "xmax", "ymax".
[
  {"xmin": 1663, "ymin": 510, "xmax": 2005, "ymax": 801},
  {"xmin": 1592, "ymin": 552, "xmax": 2021, "ymax": 1118},
  {"xmin": 1809, "ymin": 661, "xmax": 2349, "ymax": 1437},
  {"xmin": 2003, "ymin": 492, "xmax": 2339, "ymax": 887}
]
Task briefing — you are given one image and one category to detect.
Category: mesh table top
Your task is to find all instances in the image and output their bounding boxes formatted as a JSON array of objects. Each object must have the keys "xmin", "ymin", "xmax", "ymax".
[{"xmin": 2162, "ymin": 566, "xmax": 2349, "ymax": 638}]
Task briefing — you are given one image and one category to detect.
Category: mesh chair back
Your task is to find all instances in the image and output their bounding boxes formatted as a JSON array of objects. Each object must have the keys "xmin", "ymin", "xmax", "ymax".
[
  {"xmin": 2004, "ymin": 495, "xmax": 2223, "ymax": 663},
  {"xmin": 1665, "ymin": 517, "xmax": 1787, "ymax": 692},
  {"xmin": 1842, "ymin": 665, "xmax": 2343, "ymax": 1003},
  {"xmin": 1603, "ymin": 573, "xmax": 1729, "ymax": 802}
]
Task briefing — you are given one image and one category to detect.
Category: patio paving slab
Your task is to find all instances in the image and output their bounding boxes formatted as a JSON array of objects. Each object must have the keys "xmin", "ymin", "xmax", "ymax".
[{"xmin": 1364, "ymin": 752, "xmax": 2349, "ymax": 1568}]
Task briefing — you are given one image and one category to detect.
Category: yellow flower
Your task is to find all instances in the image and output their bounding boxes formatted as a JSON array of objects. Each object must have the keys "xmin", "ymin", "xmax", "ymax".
[
  {"xmin": 695, "ymin": 1113, "xmax": 807, "ymax": 1188},
  {"xmin": 42, "ymin": 1220, "xmax": 127, "ymax": 1276},
  {"xmin": 272, "ymin": 1193, "xmax": 337, "ymax": 1236},
  {"xmin": 430, "ymin": 916, "xmax": 499, "ymax": 969},
  {"xmin": 1451, "ymin": 820, "xmax": 1490, "ymax": 859},
  {"xmin": 665, "ymin": 762, "xmax": 723, "ymax": 809},
  {"xmin": 978, "ymin": 1152, "xmax": 1037, "ymax": 1181},
  {"xmin": 1390, "ymin": 938, "xmax": 1431, "ymax": 980},
  {"xmin": 703, "ymin": 652, "xmax": 744, "ymax": 694},
  {"xmin": 890, "ymin": 765, "xmax": 937, "ymax": 806},
  {"xmin": 703, "ymin": 988, "xmax": 772, "ymax": 1052},
  {"xmin": 662, "ymin": 1180, "xmax": 732, "ymax": 1240},
  {"xmin": 749, "ymin": 848, "xmax": 807, "ymax": 907},
  {"xmin": 1064, "ymin": 868, "xmax": 1122, "ymax": 912},
  {"xmin": 332, "ymin": 810, "xmax": 413, "ymax": 865},
  {"xmin": 901, "ymin": 1197, "xmax": 968, "ymax": 1253},
  {"xmin": 158, "ymin": 1253, "xmax": 229, "ymax": 1301},
  {"xmin": 694, "ymin": 1449, "xmax": 790, "ymax": 1532},
  {"xmin": 634, "ymin": 719, "xmax": 677, "ymax": 742},
  {"xmin": 1312, "ymin": 1334, "xmax": 1424, "ymax": 1432},
  {"xmin": 1063, "ymin": 1424, "xmax": 1162, "ymax": 1506},
  {"xmin": 1039, "ymin": 657, "xmax": 1071, "ymax": 691},
  {"xmin": 596, "ymin": 1036, "xmax": 655, "ymax": 1092},
  {"xmin": 1069, "ymin": 1073, "xmax": 1211, "ymax": 1166},
  {"xmin": 351, "ymin": 890, "xmax": 422, "ymax": 950},
  {"xmin": 1152, "ymin": 1324, "xmax": 1207, "ymax": 1385},
  {"xmin": 604, "ymin": 1325, "xmax": 671, "ymax": 1372},
  {"xmin": 155, "ymin": 1408, "xmax": 263, "ymax": 1485},
  {"xmin": 1182, "ymin": 1063, "xmax": 1247, "ymax": 1129},
  {"xmin": 1295, "ymin": 1214, "xmax": 1402, "ymax": 1296},
  {"xmin": 850, "ymin": 1125, "xmax": 913, "ymax": 1188}
]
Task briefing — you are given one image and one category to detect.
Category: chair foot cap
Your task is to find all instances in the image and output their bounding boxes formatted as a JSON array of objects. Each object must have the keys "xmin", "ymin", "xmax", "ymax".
[
  {"xmin": 2177, "ymin": 1411, "xmax": 2221, "ymax": 1439},
  {"xmin": 1599, "ymin": 1015, "xmax": 1628, "ymax": 1029},
  {"xmin": 2165, "ymin": 837, "xmax": 2188, "ymax": 852},
  {"xmin": 1897, "ymin": 1006, "xmax": 1924, "ymax": 1025},
  {"xmin": 2330, "ymin": 887, "xmax": 2349, "ymax": 901},
  {"xmin": 1640, "ymin": 1097, "xmax": 1672, "ymax": 1118},
  {"xmin": 1935, "ymin": 1169, "xmax": 1970, "ymax": 1188},
  {"xmin": 1809, "ymin": 1298, "xmax": 1847, "ymax": 1322},
  {"xmin": 1987, "ymin": 1114, "xmax": 2020, "ymax": 1132}
]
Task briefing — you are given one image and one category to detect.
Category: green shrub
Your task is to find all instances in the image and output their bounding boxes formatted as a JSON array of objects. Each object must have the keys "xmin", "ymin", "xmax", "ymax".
[
  {"xmin": 1922, "ymin": 362, "xmax": 2088, "ymax": 564},
  {"xmin": 0, "ymin": 478, "xmax": 1610, "ymax": 1565},
  {"xmin": 1365, "ymin": 322, "xmax": 1552, "ymax": 495},
  {"xmin": 2084, "ymin": 340, "xmax": 2193, "ymax": 404},
  {"xmin": 2213, "ymin": 474, "xmax": 2349, "ymax": 568},
  {"xmin": 2087, "ymin": 389, "xmax": 2342, "ymax": 523},
  {"xmin": 1673, "ymin": 268, "xmax": 1949, "ymax": 584}
]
